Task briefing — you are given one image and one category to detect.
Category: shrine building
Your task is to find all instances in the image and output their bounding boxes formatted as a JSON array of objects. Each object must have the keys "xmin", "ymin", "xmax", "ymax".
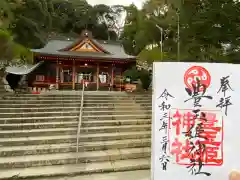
[{"xmin": 29, "ymin": 30, "xmax": 136, "ymax": 91}]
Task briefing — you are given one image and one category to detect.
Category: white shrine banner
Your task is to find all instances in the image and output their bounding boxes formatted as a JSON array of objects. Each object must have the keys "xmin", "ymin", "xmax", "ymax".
[{"xmin": 152, "ymin": 62, "xmax": 240, "ymax": 180}]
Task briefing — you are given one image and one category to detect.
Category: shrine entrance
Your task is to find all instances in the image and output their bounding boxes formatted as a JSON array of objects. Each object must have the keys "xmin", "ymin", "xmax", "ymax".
[{"xmin": 31, "ymin": 30, "xmax": 136, "ymax": 91}]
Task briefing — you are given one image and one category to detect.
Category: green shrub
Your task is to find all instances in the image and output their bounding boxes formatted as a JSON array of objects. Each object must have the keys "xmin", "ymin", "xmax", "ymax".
[
  {"xmin": 139, "ymin": 69, "xmax": 151, "ymax": 90},
  {"xmin": 123, "ymin": 66, "xmax": 139, "ymax": 83}
]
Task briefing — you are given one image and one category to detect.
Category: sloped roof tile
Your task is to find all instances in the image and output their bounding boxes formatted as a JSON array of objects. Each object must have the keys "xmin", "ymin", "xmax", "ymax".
[{"xmin": 31, "ymin": 39, "xmax": 135, "ymax": 60}]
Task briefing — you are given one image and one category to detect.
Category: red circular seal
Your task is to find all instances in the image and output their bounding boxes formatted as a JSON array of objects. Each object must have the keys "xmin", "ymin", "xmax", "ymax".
[{"xmin": 184, "ymin": 66, "xmax": 211, "ymax": 91}]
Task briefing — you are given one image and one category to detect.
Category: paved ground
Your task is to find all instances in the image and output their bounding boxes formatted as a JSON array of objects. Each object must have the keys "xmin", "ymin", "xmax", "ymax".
[{"xmin": 35, "ymin": 170, "xmax": 150, "ymax": 180}]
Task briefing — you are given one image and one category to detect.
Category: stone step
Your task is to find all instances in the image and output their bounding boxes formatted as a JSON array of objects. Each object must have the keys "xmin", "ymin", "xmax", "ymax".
[
  {"xmin": 0, "ymin": 102, "xmax": 152, "ymax": 108},
  {"xmin": 133, "ymin": 97, "xmax": 152, "ymax": 100},
  {"xmin": 77, "ymin": 170, "xmax": 153, "ymax": 180},
  {"xmin": 2, "ymin": 96, "xmax": 151, "ymax": 101},
  {"xmin": 0, "ymin": 127, "xmax": 77, "ymax": 138},
  {"xmin": 16, "ymin": 94, "xmax": 83, "ymax": 97},
  {"xmin": 0, "ymin": 100, "xmax": 82, "ymax": 104},
  {"xmin": 33, "ymin": 170, "xmax": 150, "ymax": 180},
  {"xmin": 0, "ymin": 125, "xmax": 151, "ymax": 137},
  {"xmin": 82, "ymin": 119, "xmax": 151, "ymax": 127},
  {"xmin": 84, "ymin": 94, "xmax": 151, "ymax": 97},
  {"xmin": 0, "ymin": 119, "xmax": 151, "ymax": 130},
  {"xmin": 83, "ymin": 102, "xmax": 152, "ymax": 107},
  {"xmin": 18, "ymin": 94, "xmax": 151, "ymax": 98},
  {"xmin": 83, "ymin": 125, "xmax": 151, "ymax": 134},
  {"xmin": 0, "ymin": 121, "xmax": 78, "ymax": 130},
  {"xmin": 0, "ymin": 131, "xmax": 151, "ymax": 146},
  {"xmin": 0, "ymin": 111, "xmax": 152, "ymax": 121},
  {"xmin": 2, "ymin": 97, "xmax": 85, "ymax": 100},
  {"xmin": 0, "ymin": 110, "xmax": 150, "ymax": 118},
  {"xmin": 88, "ymin": 97, "xmax": 151, "ymax": 101},
  {"xmin": 0, "ymin": 116, "xmax": 79, "ymax": 124},
  {"xmin": 0, "ymin": 105, "xmax": 152, "ymax": 113},
  {"xmin": 134, "ymin": 100, "xmax": 152, "ymax": 103},
  {"xmin": 83, "ymin": 110, "xmax": 150, "ymax": 116},
  {"xmin": 84, "ymin": 99, "xmax": 150, "ymax": 103},
  {"xmin": 0, "ymin": 147, "xmax": 151, "ymax": 169},
  {"xmin": 0, "ymin": 139, "xmax": 151, "ymax": 156},
  {"xmin": 0, "ymin": 111, "xmax": 80, "ymax": 118},
  {"xmin": 0, "ymin": 103, "xmax": 82, "ymax": 108},
  {"xmin": 0, "ymin": 107, "xmax": 79, "ymax": 113},
  {"xmin": 81, "ymin": 114, "xmax": 151, "ymax": 121},
  {"xmin": 0, "ymin": 99, "xmax": 150, "ymax": 104},
  {"xmin": 0, "ymin": 158, "xmax": 150, "ymax": 179},
  {"xmin": 0, "ymin": 115, "xmax": 151, "ymax": 124}
]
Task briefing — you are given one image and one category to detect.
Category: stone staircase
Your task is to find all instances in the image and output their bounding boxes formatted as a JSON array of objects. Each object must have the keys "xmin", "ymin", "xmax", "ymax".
[{"xmin": 0, "ymin": 92, "xmax": 152, "ymax": 179}]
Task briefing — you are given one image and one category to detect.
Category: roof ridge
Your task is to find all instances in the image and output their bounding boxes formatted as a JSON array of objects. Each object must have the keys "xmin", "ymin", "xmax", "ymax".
[{"xmin": 47, "ymin": 38, "xmax": 122, "ymax": 45}]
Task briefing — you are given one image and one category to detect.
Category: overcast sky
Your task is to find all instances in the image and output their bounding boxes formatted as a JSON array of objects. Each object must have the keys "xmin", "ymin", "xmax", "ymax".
[{"xmin": 87, "ymin": 0, "xmax": 146, "ymax": 9}]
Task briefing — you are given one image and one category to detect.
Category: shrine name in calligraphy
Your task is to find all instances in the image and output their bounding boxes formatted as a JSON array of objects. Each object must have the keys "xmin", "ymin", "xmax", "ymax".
[{"xmin": 169, "ymin": 109, "xmax": 223, "ymax": 166}]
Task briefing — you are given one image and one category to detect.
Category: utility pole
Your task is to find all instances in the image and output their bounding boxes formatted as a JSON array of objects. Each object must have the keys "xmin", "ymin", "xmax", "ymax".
[
  {"xmin": 177, "ymin": 11, "xmax": 180, "ymax": 61},
  {"xmin": 156, "ymin": 25, "xmax": 163, "ymax": 61}
]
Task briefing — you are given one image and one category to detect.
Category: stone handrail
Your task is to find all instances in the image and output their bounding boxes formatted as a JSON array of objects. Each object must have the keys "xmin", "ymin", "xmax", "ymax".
[{"xmin": 76, "ymin": 81, "xmax": 85, "ymax": 163}]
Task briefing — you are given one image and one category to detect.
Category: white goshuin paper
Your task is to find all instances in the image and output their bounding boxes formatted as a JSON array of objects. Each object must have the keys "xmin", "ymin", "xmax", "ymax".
[{"xmin": 152, "ymin": 62, "xmax": 240, "ymax": 180}]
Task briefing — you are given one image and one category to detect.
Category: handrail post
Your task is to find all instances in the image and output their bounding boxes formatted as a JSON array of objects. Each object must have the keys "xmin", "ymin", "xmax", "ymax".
[{"xmin": 76, "ymin": 80, "xmax": 85, "ymax": 163}]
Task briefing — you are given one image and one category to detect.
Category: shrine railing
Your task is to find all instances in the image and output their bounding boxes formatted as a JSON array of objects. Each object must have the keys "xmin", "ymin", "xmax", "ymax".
[{"xmin": 76, "ymin": 81, "xmax": 85, "ymax": 163}]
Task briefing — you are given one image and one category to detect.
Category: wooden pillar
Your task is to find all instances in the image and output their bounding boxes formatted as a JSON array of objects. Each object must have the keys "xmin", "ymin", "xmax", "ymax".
[
  {"xmin": 56, "ymin": 60, "xmax": 59, "ymax": 90},
  {"xmin": 72, "ymin": 60, "xmax": 75, "ymax": 90},
  {"xmin": 120, "ymin": 67, "xmax": 123, "ymax": 92},
  {"xmin": 96, "ymin": 63, "xmax": 99, "ymax": 91},
  {"xmin": 111, "ymin": 64, "xmax": 114, "ymax": 87}
]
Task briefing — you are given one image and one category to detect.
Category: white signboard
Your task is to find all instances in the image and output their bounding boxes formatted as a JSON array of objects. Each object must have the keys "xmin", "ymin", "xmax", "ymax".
[{"xmin": 152, "ymin": 62, "xmax": 240, "ymax": 180}]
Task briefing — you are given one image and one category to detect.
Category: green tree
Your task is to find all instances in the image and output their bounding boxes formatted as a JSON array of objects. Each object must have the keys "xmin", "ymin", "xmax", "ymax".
[
  {"xmin": 52, "ymin": 0, "xmax": 120, "ymax": 40},
  {"xmin": 121, "ymin": 4, "xmax": 157, "ymax": 56},
  {"xmin": 0, "ymin": 0, "xmax": 12, "ymax": 28},
  {"xmin": 0, "ymin": 0, "xmax": 21, "ymax": 28},
  {"xmin": 0, "ymin": 29, "xmax": 31, "ymax": 67},
  {"xmin": 10, "ymin": 0, "xmax": 54, "ymax": 48},
  {"xmin": 122, "ymin": 0, "xmax": 240, "ymax": 63},
  {"xmin": 0, "ymin": 29, "xmax": 14, "ymax": 62},
  {"xmin": 13, "ymin": 43, "xmax": 32, "ymax": 64},
  {"xmin": 9, "ymin": 0, "xmax": 121, "ymax": 48}
]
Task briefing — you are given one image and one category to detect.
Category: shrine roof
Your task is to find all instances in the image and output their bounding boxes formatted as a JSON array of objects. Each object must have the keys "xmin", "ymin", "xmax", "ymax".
[{"xmin": 31, "ymin": 38, "xmax": 136, "ymax": 60}]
